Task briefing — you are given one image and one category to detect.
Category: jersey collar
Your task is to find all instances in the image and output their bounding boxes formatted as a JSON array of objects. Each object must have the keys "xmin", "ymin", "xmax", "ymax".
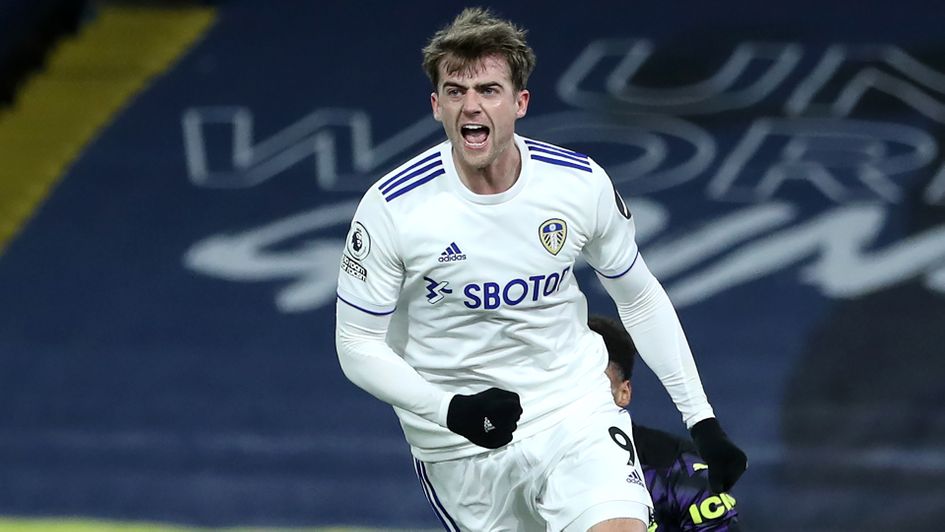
[{"xmin": 442, "ymin": 134, "xmax": 531, "ymax": 205}]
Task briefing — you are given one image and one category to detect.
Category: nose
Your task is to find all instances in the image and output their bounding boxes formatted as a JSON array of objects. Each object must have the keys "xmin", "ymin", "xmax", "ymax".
[{"xmin": 461, "ymin": 91, "xmax": 482, "ymax": 115}]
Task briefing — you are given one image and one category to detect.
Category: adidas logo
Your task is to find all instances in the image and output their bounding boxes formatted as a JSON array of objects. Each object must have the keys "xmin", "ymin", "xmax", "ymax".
[
  {"xmin": 437, "ymin": 242, "xmax": 467, "ymax": 262},
  {"xmin": 626, "ymin": 469, "xmax": 645, "ymax": 488}
]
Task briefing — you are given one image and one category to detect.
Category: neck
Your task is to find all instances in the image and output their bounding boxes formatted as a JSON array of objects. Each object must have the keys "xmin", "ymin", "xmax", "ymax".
[{"xmin": 454, "ymin": 141, "xmax": 522, "ymax": 195}]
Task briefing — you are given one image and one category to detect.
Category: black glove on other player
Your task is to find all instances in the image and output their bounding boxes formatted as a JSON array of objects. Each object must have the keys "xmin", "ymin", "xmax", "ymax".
[
  {"xmin": 690, "ymin": 417, "xmax": 748, "ymax": 493},
  {"xmin": 447, "ymin": 388, "xmax": 522, "ymax": 449}
]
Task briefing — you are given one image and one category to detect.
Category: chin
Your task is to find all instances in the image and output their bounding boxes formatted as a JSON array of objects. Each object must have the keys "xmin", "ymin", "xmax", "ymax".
[{"xmin": 459, "ymin": 148, "xmax": 492, "ymax": 168}]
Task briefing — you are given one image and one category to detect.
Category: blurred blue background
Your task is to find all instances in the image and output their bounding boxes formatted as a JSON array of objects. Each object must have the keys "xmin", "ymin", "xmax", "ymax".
[{"xmin": 1, "ymin": 1, "xmax": 944, "ymax": 530}]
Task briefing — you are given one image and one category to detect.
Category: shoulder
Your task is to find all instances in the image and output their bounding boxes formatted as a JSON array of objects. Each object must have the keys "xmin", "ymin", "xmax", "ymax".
[
  {"xmin": 521, "ymin": 136, "xmax": 594, "ymax": 173},
  {"xmin": 368, "ymin": 142, "xmax": 447, "ymax": 206},
  {"xmin": 520, "ymin": 136, "xmax": 609, "ymax": 184}
]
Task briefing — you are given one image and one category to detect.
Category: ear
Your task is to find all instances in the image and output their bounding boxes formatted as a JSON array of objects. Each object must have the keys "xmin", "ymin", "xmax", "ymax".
[
  {"xmin": 515, "ymin": 89, "xmax": 530, "ymax": 119},
  {"xmin": 615, "ymin": 380, "xmax": 631, "ymax": 408},
  {"xmin": 431, "ymin": 92, "xmax": 442, "ymax": 122}
]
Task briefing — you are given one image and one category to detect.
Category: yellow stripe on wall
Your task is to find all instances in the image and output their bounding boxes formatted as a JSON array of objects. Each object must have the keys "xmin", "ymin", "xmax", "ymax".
[{"xmin": 0, "ymin": 5, "xmax": 216, "ymax": 257}]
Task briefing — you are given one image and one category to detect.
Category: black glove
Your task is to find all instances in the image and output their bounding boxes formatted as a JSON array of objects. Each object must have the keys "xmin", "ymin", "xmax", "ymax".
[
  {"xmin": 690, "ymin": 417, "xmax": 748, "ymax": 493},
  {"xmin": 447, "ymin": 388, "xmax": 522, "ymax": 449}
]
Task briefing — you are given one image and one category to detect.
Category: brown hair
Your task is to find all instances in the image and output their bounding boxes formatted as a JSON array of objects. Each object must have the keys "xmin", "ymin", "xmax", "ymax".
[{"xmin": 422, "ymin": 7, "xmax": 536, "ymax": 91}]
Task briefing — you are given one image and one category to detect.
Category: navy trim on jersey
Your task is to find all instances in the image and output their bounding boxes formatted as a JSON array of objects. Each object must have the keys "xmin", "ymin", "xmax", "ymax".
[
  {"xmin": 379, "ymin": 151, "xmax": 445, "ymax": 201},
  {"xmin": 530, "ymin": 154, "xmax": 593, "ymax": 172},
  {"xmin": 381, "ymin": 159, "xmax": 443, "ymax": 195},
  {"xmin": 526, "ymin": 144, "xmax": 589, "ymax": 164},
  {"xmin": 379, "ymin": 152, "xmax": 440, "ymax": 190},
  {"xmin": 385, "ymin": 167, "xmax": 445, "ymax": 201},
  {"xmin": 336, "ymin": 294, "xmax": 395, "ymax": 316},
  {"xmin": 415, "ymin": 459, "xmax": 461, "ymax": 532},
  {"xmin": 597, "ymin": 250, "xmax": 640, "ymax": 279},
  {"xmin": 524, "ymin": 138, "xmax": 587, "ymax": 159},
  {"xmin": 524, "ymin": 139, "xmax": 592, "ymax": 172}
]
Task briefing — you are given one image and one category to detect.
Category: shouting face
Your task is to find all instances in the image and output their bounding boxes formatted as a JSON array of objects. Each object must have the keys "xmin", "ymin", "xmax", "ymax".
[{"xmin": 431, "ymin": 54, "xmax": 530, "ymax": 178}]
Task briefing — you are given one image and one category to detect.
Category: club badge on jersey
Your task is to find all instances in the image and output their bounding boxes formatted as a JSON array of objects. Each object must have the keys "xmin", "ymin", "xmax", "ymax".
[{"xmin": 539, "ymin": 218, "xmax": 567, "ymax": 255}]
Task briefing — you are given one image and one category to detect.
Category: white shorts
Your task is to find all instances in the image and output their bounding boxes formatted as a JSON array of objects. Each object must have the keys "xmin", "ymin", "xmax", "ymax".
[{"xmin": 413, "ymin": 378, "xmax": 653, "ymax": 531}]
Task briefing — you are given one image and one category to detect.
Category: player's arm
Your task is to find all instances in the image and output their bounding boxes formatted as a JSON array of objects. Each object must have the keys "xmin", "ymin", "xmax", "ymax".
[
  {"xmin": 335, "ymin": 192, "xmax": 520, "ymax": 448},
  {"xmin": 599, "ymin": 257, "xmax": 746, "ymax": 493},
  {"xmin": 335, "ymin": 302, "xmax": 452, "ymax": 423},
  {"xmin": 582, "ymin": 164, "xmax": 747, "ymax": 492},
  {"xmin": 336, "ymin": 305, "xmax": 521, "ymax": 448}
]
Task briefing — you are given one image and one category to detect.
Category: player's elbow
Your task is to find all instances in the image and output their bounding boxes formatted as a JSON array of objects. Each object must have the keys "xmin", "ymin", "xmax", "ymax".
[
  {"xmin": 335, "ymin": 326, "xmax": 361, "ymax": 383},
  {"xmin": 598, "ymin": 253, "xmax": 660, "ymax": 306},
  {"xmin": 334, "ymin": 322, "xmax": 386, "ymax": 392}
]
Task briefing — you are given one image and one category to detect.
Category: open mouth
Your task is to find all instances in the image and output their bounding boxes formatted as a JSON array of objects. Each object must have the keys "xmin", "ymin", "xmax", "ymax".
[{"xmin": 461, "ymin": 124, "xmax": 490, "ymax": 148}]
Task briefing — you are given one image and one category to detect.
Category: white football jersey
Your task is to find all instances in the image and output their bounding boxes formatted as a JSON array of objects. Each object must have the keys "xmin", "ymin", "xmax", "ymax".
[{"xmin": 337, "ymin": 134, "xmax": 640, "ymax": 461}]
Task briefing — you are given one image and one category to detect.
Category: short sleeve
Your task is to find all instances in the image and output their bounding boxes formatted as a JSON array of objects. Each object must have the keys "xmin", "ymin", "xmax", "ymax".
[
  {"xmin": 336, "ymin": 188, "xmax": 405, "ymax": 315},
  {"xmin": 581, "ymin": 161, "xmax": 640, "ymax": 278}
]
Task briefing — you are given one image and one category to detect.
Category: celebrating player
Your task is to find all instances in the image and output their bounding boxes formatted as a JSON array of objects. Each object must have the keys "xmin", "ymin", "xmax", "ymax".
[{"xmin": 335, "ymin": 7, "xmax": 746, "ymax": 531}]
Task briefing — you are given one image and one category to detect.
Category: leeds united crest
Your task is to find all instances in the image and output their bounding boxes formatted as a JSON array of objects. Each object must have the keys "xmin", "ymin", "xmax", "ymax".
[{"xmin": 539, "ymin": 218, "xmax": 567, "ymax": 255}]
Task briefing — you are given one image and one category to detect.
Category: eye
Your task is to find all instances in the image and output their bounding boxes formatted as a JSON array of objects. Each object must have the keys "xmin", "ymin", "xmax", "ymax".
[
  {"xmin": 445, "ymin": 87, "xmax": 462, "ymax": 97},
  {"xmin": 482, "ymin": 86, "xmax": 497, "ymax": 96}
]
